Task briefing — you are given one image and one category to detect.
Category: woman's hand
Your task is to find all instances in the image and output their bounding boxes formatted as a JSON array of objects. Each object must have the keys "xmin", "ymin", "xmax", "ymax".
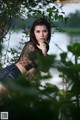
[
  {"xmin": 25, "ymin": 68, "xmax": 37, "ymax": 80},
  {"xmin": 37, "ymin": 42, "xmax": 47, "ymax": 56}
]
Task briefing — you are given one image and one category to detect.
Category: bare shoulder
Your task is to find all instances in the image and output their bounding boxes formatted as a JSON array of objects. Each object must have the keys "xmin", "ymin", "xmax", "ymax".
[{"xmin": 25, "ymin": 41, "xmax": 36, "ymax": 52}]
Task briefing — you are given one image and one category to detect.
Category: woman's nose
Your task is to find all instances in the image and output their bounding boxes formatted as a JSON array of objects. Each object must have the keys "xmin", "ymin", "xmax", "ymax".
[{"xmin": 41, "ymin": 32, "xmax": 44, "ymax": 36}]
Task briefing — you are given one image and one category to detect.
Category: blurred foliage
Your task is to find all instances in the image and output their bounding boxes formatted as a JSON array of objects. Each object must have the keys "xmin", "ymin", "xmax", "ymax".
[
  {"xmin": 1, "ymin": 43, "xmax": 80, "ymax": 120},
  {"xmin": 56, "ymin": 43, "xmax": 80, "ymax": 120},
  {"xmin": 0, "ymin": 0, "xmax": 80, "ymax": 120}
]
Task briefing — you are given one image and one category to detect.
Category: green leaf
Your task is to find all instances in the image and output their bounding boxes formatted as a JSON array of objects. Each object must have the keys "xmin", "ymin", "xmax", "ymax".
[
  {"xmin": 60, "ymin": 52, "xmax": 67, "ymax": 62},
  {"xmin": 58, "ymin": 15, "xmax": 63, "ymax": 21},
  {"xmin": 37, "ymin": 54, "xmax": 56, "ymax": 72},
  {"xmin": 67, "ymin": 43, "xmax": 80, "ymax": 57}
]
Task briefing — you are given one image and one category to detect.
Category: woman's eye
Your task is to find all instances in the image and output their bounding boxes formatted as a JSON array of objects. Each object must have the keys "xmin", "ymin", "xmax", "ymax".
[
  {"xmin": 36, "ymin": 30, "xmax": 47, "ymax": 33},
  {"xmin": 43, "ymin": 30, "xmax": 48, "ymax": 32},
  {"xmin": 36, "ymin": 30, "xmax": 40, "ymax": 33}
]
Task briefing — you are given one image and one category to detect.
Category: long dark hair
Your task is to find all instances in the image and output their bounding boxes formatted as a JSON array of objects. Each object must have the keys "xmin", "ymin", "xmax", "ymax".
[{"xmin": 30, "ymin": 18, "xmax": 51, "ymax": 46}]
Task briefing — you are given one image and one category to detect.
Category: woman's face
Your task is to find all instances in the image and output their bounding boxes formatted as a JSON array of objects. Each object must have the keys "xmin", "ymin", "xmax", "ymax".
[{"xmin": 34, "ymin": 25, "xmax": 48, "ymax": 43}]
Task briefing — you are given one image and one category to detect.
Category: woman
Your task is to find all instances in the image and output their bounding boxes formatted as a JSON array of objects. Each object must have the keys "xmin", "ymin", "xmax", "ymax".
[{"xmin": 0, "ymin": 18, "xmax": 51, "ymax": 98}]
